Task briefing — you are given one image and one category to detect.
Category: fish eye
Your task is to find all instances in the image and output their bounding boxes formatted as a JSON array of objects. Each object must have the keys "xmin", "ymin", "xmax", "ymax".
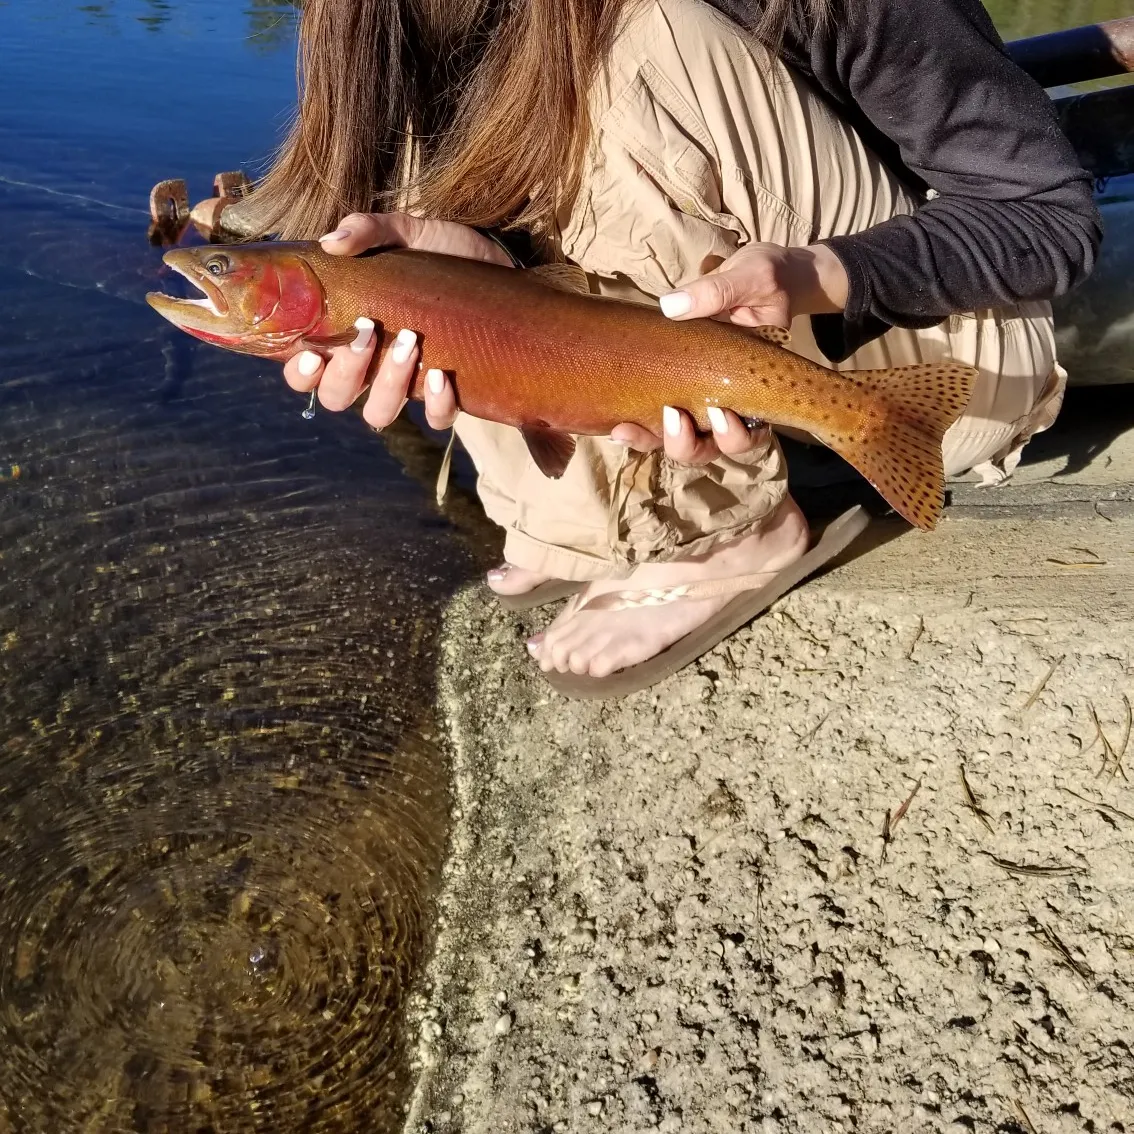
[{"xmin": 204, "ymin": 254, "xmax": 231, "ymax": 276}]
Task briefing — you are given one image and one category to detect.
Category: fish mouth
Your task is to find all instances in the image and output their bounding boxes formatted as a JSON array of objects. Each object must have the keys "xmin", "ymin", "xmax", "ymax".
[{"xmin": 146, "ymin": 251, "xmax": 231, "ymax": 325}]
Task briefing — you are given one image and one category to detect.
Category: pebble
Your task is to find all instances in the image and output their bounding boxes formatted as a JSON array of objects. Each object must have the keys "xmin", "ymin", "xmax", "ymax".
[
  {"xmin": 494, "ymin": 1012, "xmax": 514, "ymax": 1036},
  {"xmin": 587, "ymin": 1099, "xmax": 604, "ymax": 1116}
]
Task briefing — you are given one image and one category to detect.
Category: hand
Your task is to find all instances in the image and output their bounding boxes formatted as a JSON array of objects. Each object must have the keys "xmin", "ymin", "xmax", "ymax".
[
  {"xmin": 610, "ymin": 242, "xmax": 849, "ymax": 464},
  {"xmin": 658, "ymin": 241, "xmax": 848, "ymax": 328},
  {"xmin": 282, "ymin": 212, "xmax": 514, "ymax": 429}
]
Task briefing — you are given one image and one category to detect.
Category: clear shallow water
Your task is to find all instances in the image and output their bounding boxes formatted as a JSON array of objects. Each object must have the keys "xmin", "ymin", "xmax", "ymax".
[
  {"xmin": 0, "ymin": 1, "xmax": 1130, "ymax": 1132},
  {"xmin": 0, "ymin": 3, "xmax": 475, "ymax": 1131}
]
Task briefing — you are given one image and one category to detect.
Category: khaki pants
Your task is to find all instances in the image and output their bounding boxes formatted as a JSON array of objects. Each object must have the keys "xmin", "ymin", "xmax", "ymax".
[{"xmin": 453, "ymin": 0, "xmax": 1065, "ymax": 582}]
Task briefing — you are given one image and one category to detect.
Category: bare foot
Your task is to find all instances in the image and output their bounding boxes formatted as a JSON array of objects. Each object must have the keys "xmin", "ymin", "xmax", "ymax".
[
  {"xmin": 527, "ymin": 497, "xmax": 809, "ymax": 679},
  {"xmin": 485, "ymin": 563, "xmax": 556, "ymax": 597}
]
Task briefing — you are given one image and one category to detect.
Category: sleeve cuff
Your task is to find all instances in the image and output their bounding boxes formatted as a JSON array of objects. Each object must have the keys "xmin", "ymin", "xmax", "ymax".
[
  {"xmin": 475, "ymin": 227, "xmax": 536, "ymax": 268},
  {"xmin": 811, "ymin": 236, "xmax": 893, "ymax": 363}
]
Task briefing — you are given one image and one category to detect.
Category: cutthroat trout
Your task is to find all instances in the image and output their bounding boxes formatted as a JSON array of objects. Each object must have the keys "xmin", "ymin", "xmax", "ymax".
[{"xmin": 146, "ymin": 241, "xmax": 978, "ymax": 530}]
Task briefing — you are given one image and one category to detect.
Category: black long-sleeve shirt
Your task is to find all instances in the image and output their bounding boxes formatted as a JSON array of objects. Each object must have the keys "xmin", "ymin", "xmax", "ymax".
[{"xmin": 711, "ymin": 0, "xmax": 1102, "ymax": 361}]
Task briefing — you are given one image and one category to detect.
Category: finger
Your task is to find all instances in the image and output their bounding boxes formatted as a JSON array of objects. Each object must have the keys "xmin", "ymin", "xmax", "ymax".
[
  {"xmin": 726, "ymin": 302, "xmax": 791, "ymax": 330},
  {"xmin": 661, "ymin": 406, "xmax": 721, "ymax": 466},
  {"xmin": 362, "ymin": 328, "xmax": 418, "ymax": 429},
  {"xmin": 423, "ymin": 368, "xmax": 458, "ymax": 430},
  {"xmin": 284, "ymin": 349, "xmax": 324, "ymax": 393},
  {"xmin": 317, "ymin": 317, "xmax": 377, "ymax": 411},
  {"xmin": 609, "ymin": 423, "xmax": 662, "ymax": 452},
  {"xmin": 706, "ymin": 406, "xmax": 760, "ymax": 456},
  {"xmin": 318, "ymin": 212, "xmax": 421, "ymax": 256}
]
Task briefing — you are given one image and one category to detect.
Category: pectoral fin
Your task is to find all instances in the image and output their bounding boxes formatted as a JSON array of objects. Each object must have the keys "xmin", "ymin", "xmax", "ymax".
[
  {"xmin": 300, "ymin": 329, "xmax": 359, "ymax": 350},
  {"xmin": 521, "ymin": 425, "xmax": 576, "ymax": 478}
]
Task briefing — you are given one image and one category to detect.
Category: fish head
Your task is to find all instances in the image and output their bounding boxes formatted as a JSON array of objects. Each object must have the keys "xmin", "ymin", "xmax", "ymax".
[{"xmin": 146, "ymin": 243, "xmax": 328, "ymax": 358}]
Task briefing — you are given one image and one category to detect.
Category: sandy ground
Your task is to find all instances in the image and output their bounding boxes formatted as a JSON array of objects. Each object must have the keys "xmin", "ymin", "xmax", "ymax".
[{"xmin": 402, "ymin": 501, "xmax": 1134, "ymax": 1134}]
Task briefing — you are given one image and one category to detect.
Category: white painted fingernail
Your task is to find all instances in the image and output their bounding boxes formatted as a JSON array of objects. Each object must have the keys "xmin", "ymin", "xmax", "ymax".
[
  {"xmin": 297, "ymin": 351, "xmax": 322, "ymax": 377},
  {"xmin": 350, "ymin": 317, "xmax": 375, "ymax": 353},
  {"xmin": 609, "ymin": 436, "xmax": 631, "ymax": 446},
  {"xmin": 660, "ymin": 291, "xmax": 693, "ymax": 318},
  {"xmin": 663, "ymin": 406, "xmax": 681, "ymax": 437},
  {"xmin": 426, "ymin": 368, "xmax": 446, "ymax": 395},
  {"xmin": 390, "ymin": 329, "xmax": 416, "ymax": 364},
  {"xmin": 319, "ymin": 228, "xmax": 350, "ymax": 242},
  {"xmin": 707, "ymin": 406, "xmax": 728, "ymax": 433}
]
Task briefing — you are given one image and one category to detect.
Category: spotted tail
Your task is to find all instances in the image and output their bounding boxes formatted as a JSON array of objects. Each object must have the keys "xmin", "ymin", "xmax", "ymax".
[{"xmin": 826, "ymin": 360, "xmax": 979, "ymax": 531}]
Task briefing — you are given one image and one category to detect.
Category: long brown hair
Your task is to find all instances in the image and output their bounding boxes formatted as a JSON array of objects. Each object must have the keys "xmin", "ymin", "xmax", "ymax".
[{"xmin": 252, "ymin": 0, "xmax": 833, "ymax": 241}]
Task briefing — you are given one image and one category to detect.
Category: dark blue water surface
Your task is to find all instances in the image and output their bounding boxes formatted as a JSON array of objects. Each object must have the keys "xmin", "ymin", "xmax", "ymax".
[{"xmin": 0, "ymin": 5, "xmax": 473, "ymax": 1132}]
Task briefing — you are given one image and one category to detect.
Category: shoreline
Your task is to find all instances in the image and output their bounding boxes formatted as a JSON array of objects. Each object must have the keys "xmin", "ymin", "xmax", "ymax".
[{"xmin": 405, "ymin": 510, "xmax": 1134, "ymax": 1133}]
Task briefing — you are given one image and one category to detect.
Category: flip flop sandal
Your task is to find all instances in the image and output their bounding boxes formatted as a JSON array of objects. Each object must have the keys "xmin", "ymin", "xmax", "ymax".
[
  {"xmin": 541, "ymin": 504, "xmax": 871, "ymax": 701},
  {"xmin": 493, "ymin": 579, "xmax": 587, "ymax": 613}
]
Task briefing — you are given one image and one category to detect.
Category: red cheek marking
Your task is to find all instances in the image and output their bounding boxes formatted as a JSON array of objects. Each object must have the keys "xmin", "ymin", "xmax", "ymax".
[
  {"xmin": 260, "ymin": 261, "xmax": 323, "ymax": 334},
  {"xmin": 249, "ymin": 264, "xmax": 282, "ymax": 326}
]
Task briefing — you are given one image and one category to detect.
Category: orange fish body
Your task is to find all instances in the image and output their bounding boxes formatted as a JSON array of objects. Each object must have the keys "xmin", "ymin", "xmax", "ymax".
[{"xmin": 147, "ymin": 242, "xmax": 977, "ymax": 530}]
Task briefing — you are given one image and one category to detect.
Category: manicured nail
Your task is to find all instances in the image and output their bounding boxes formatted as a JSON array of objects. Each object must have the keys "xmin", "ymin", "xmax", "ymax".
[
  {"xmin": 659, "ymin": 291, "xmax": 693, "ymax": 318},
  {"xmin": 663, "ymin": 406, "xmax": 681, "ymax": 437},
  {"xmin": 350, "ymin": 316, "xmax": 375, "ymax": 353},
  {"xmin": 526, "ymin": 634, "xmax": 544, "ymax": 655},
  {"xmin": 390, "ymin": 328, "xmax": 416, "ymax": 364},
  {"xmin": 319, "ymin": 228, "xmax": 350, "ymax": 242},
  {"xmin": 707, "ymin": 406, "xmax": 728, "ymax": 434},
  {"xmin": 487, "ymin": 566, "xmax": 510, "ymax": 582},
  {"xmin": 297, "ymin": 351, "xmax": 322, "ymax": 377},
  {"xmin": 608, "ymin": 436, "xmax": 631, "ymax": 446},
  {"xmin": 426, "ymin": 368, "xmax": 446, "ymax": 395}
]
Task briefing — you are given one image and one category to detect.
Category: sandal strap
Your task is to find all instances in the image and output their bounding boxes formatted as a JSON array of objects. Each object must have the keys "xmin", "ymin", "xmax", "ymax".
[{"xmin": 571, "ymin": 566, "xmax": 791, "ymax": 614}]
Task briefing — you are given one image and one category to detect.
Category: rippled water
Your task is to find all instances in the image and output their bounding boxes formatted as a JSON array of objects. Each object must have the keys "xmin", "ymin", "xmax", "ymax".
[
  {"xmin": 0, "ymin": 2, "xmax": 480, "ymax": 1130},
  {"xmin": 0, "ymin": 0, "xmax": 1129, "ymax": 1131}
]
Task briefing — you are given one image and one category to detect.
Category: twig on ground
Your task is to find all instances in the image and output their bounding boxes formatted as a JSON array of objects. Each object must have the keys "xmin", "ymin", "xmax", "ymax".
[
  {"xmin": 959, "ymin": 764, "xmax": 994, "ymax": 834},
  {"xmin": 1058, "ymin": 786, "xmax": 1134, "ymax": 824},
  {"xmin": 1021, "ymin": 655, "xmax": 1064, "ymax": 714},
  {"xmin": 880, "ymin": 779, "xmax": 921, "ymax": 864},
  {"xmin": 799, "ymin": 708, "xmax": 834, "ymax": 749},
  {"xmin": 1111, "ymin": 695, "xmax": 1132, "ymax": 781},
  {"xmin": 984, "ymin": 854, "xmax": 1088, "ymax": 879},
  {"xmin": 1088, "ymin": 700, "xmax": 1130, "ymax": 781},
  {"xmin": 1033, "ymin": 921, "xmax": 1094, "ymax": 982},
  {"xmin": 905, "ymin": 617, "xmax": 924, "ymax": 660},
  {"xmin": 1013, "ymin": 1098, "xmax": 1040, "ymax": 1134}
]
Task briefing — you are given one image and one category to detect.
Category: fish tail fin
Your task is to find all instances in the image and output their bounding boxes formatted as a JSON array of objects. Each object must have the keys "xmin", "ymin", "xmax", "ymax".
[{"xmin": 831, "ymin": 360, "xmax": 978, "ymax": 531}]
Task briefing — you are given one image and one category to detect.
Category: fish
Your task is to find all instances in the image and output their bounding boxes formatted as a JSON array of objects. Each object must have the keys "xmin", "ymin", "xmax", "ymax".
[{"xmin": 146, "ymin": 241, "xmax": 979, "ymax": 530}]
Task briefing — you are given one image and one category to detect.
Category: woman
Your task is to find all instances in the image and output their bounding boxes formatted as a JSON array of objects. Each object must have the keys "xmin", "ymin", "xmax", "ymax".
[{"xmin": 252, "ymin": 0, "xmax": 1099, "ymax": 696}]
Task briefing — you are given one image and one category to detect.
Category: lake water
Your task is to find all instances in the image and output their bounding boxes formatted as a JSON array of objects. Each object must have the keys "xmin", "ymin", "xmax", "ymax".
[
  {"xmin": 0, "ymin": 2, "xmax": 479, "ymax": 1132},
  {"xmin": 0, "ymin": 1, "xmax": 1129, "ymax": 1131}
]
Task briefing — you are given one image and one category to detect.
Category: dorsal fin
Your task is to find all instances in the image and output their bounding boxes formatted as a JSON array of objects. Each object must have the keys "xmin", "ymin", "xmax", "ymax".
[{"xmin": 528, "ymin": 263, "xmax": 592, "ymax": 295}]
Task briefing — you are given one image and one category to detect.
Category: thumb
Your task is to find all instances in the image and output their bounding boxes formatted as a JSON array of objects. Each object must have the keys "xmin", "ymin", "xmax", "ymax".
[
  {"xmin": 318, "ymin": 212, "xmax": 421, "ymax": 256},
  {"xmin": 659, "ymin": 271, "xmax": 743, "ymax": 321}
]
